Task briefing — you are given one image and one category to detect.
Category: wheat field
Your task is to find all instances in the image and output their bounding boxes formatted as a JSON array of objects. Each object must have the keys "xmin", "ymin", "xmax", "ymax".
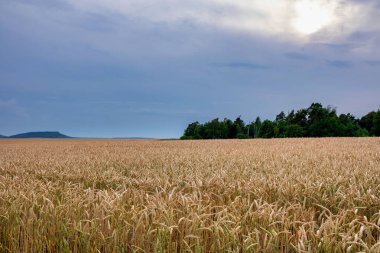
[{"xmin": 0, "ymin": 138, "xmax": 379, "ymax": 252}]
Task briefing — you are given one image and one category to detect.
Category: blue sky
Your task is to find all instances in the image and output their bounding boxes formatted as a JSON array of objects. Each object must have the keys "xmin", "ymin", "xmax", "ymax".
[{"xmin": 1, "ymin": 0, "xmax": 380, "ymax": 138}]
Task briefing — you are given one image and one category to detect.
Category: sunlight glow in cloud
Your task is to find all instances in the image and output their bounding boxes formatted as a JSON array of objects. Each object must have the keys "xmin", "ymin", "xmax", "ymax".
[
  {"xmin": 293, "ymin": 0, "xmax": 337, "ymax": 35},
  {"xmin": 67, "ymin": 0, "xmax": 364, "ymax": 41}
]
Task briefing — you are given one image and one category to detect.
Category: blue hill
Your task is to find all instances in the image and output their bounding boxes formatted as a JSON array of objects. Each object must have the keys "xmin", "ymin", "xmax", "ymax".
[{"xmin": 8, "ymin": 131, "xmax": 71, "ymax": 138}]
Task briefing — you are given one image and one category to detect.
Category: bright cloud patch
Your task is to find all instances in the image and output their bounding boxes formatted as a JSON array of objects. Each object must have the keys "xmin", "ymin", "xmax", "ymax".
[
  {"xmin": 67, "ymin": 0, "xmax": 364, "ymax": 41},
  {"xmin": 293, "ymin": 0, "xmax": 337, "ymax": 34}
]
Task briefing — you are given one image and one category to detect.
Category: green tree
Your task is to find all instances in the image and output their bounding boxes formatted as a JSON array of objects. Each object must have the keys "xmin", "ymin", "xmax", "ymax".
[
  {"xmin": 233, "ymin": 116, "xmax": 247, "ymax": 138},
  {"xmin": 275, "ymin": 111, "xmax": 287, "ymax": 137},
  {"xmin": 259, "ymin": 120, "xmax": 275, "ymax": 138},
  {"xmin": 285, "ymin": 124, "xmax": 304, "ymax": 137},
  {"xmin": 338, "ymin": 113, "xmax": 360, "ymax": 137},
  {"xmin": 292, "ymin": 109, "xmax": 308, "ymax": 128},
  {"xmin": 203, "ymin": 118, "xmax": 229, "ymax": 139},
  {"xmin": 181, "ymin": 102, "xmax": 373, "ymax": 139},
  {"xmin": 181, "ymin": 121, "xmax": 203, "ymax": 139},
  {"xmin": 222, "ymin": 118, "xmax": 235, "ymax": 139},
  {"xmin": 306, "ymin": 103, "xmax": 340, "ymax": 137},
  {"xmin": 359, "ymin": 111, "xmax": 376, "ymax": 135},
  {"xmin": 254, "ymin": 117, "xmax": 262, "ymax": 138},
  {"xmin": 372, "ymin": 111, "xmax": 380, "ymax": 136}
]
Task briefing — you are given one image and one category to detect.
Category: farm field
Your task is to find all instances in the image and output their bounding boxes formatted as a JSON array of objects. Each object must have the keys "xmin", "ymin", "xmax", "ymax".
[{"xmin": 0, "ymin": 138, "xmax": 380, "ymax": 252}]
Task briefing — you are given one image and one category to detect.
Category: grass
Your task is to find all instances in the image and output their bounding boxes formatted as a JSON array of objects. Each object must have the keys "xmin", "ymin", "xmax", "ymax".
[{"xmin": 0, "ymin": 138, "xmax": 379, "ymax": 252}]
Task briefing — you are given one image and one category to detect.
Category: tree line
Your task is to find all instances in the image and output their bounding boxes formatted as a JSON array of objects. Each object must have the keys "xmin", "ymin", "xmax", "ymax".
[{"xmin": 181, "ymin": 103, "xmax": 380, "ymax": 139}]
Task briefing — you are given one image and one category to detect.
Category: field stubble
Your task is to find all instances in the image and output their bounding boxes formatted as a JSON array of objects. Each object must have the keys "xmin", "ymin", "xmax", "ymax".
[{"xmin": 0, "ymin": 138, "xmax": 380, "ymax": 252}]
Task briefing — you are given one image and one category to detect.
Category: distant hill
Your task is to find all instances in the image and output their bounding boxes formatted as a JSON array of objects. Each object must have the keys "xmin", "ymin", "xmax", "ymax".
[
  {"xmin": 0, "ymin": 134, "xmax": 7, "ymax": 138},
  {"xmin": 8, "ymin": 131, "xmax": 71, "ymax": 138}
]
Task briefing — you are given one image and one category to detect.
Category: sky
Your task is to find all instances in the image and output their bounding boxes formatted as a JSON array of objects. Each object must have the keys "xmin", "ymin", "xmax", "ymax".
[{"xmin": 1, "ymin": 0, "xmax": 380, "ymax": 138}]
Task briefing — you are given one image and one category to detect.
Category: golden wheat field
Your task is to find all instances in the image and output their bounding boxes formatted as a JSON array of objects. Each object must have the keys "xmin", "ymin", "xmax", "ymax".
[{"xmin": 0, "ymin": 138, "xmax": 380, "ymax": 253}]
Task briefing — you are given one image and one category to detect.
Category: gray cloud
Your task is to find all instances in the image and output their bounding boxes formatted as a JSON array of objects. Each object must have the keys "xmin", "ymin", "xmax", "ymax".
[
  {"xmin": 326, "ymin": 60, "xmax": 352, "ymax": 68},
  {"xmin": 285, "ymin": 52, "xmax": 310, "ymax": 61},
  {"xmin": 213, "ymin": 62, "xmax": 270, "ymax": 70},
  {"xmin": 312, "ymin": 43, "xmax": 359, "ymax": 52},
  {"xmin": 0, "ymin": 99, "xmax": 27, "ymax": 118},
  {"xmin": 365, "ymin": 60, "xmax": 380, "ymax": 66}
]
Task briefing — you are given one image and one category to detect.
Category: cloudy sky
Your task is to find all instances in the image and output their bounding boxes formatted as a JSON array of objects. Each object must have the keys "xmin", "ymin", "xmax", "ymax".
[{"xmin": 1, "ymin": 0, "xmax": 380, "ymax": 138}]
